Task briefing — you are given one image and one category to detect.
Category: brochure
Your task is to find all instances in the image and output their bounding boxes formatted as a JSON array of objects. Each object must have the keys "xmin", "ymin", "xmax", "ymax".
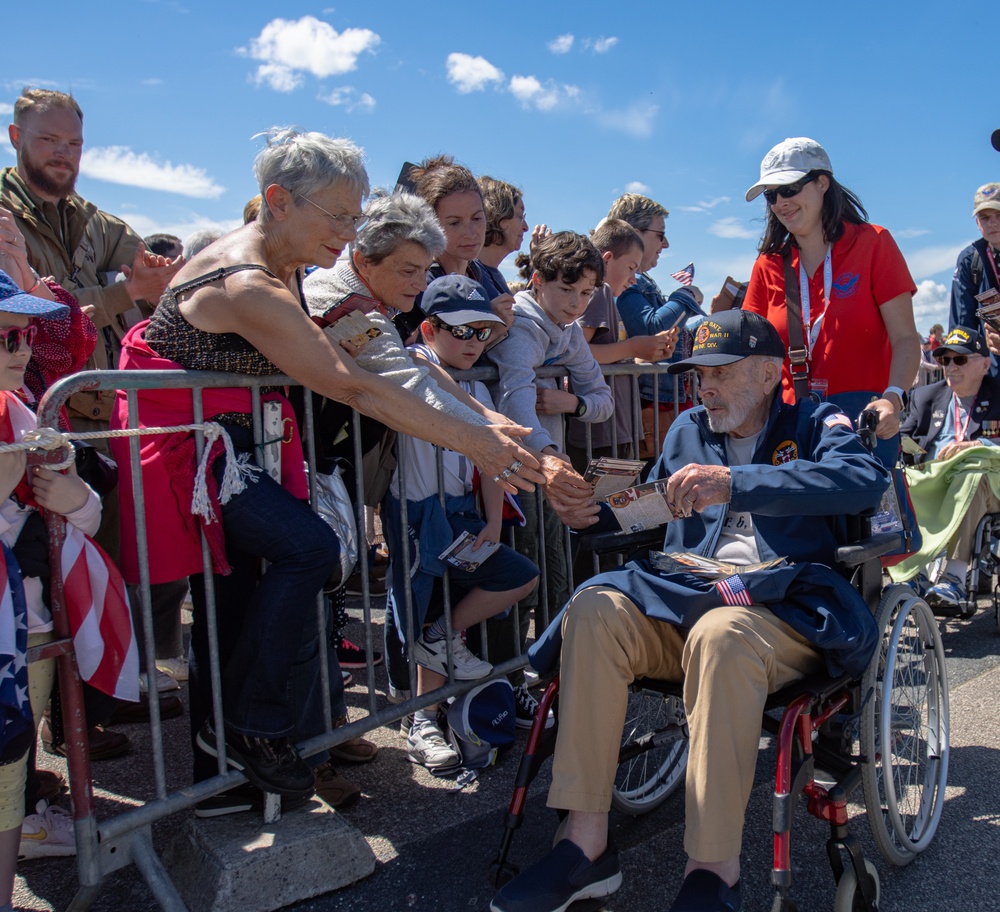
[
  {"xmin": 649, "ymin": 551, "xmax": 787, "ymax": 580},
  {"xmin": 324, "ymin": 310, "xmax": 383, "ymax": 350},
  {"xmin": 584, "ymin": 457, "xmax": 646, "ymax": 499},
  {"xmin": 602, "ymin": 480, "xmax": 681, "ymax": 532},
  {"xmin": 438, "ymin": 530, "xmax": 500, "ymax": 572}
]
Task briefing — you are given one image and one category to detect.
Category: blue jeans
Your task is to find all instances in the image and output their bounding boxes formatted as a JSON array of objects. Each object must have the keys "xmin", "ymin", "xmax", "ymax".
[{"xmin": 192, "ymin": 425, "xmax": 340, "ymax": 741}]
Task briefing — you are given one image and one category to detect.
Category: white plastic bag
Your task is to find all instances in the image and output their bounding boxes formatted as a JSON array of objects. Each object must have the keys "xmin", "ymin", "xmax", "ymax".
[{"xmin": 314, "ymin": 464, "xmax": 359, "ymax": 589}]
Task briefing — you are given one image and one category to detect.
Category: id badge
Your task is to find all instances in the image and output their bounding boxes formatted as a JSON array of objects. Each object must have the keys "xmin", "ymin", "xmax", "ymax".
[{"xmin": 808, "ymin": 377, "xmax": 828, "ymax": 400}]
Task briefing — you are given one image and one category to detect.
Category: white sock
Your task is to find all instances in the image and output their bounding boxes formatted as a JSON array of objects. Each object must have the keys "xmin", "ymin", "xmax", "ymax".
[{"xmin": 944, "ymin": 559, "xmax": 968, "ymax": 581}]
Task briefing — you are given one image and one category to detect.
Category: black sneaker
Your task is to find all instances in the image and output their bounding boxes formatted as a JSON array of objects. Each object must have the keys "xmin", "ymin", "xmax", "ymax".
[
  {"xmin": 334, "ymin": 635, "xmax": 383, "ymax": 669},
  {"xmin": 514, "ymin": 683, "xmax": 555, "ymax": 730},
  {"xmin": 196, "ymin": 721, "xmax": 315, "ymax": 799},
  {"xmin": 194, "ymin": 783, "xmax": 311, "ymax": 818}
]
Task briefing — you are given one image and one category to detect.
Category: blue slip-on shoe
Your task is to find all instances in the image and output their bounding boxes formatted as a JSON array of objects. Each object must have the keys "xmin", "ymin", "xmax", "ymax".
[
  {"xmin": 490, "ymin": 838, "xmax": 622, "ymax": 912},
  {"xmin": 924, "ymin": 572, "xmax": 967, "ymax": 614},
  {"xmin": 668, "ymin": 870, "xmax": 741, "ymax": 911}
]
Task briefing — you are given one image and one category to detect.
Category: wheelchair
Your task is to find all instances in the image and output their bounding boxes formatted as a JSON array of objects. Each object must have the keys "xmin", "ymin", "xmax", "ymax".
[
  {"xmin": 489, "ymin": 521, "xmax": 950, "ymax": 912},
  {"xmin": 922, "ymin": 510, "xmax": 1000, "ymax": 625}
]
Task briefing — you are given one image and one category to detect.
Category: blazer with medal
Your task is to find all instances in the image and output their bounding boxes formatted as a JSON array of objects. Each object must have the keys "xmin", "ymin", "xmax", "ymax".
[{"xmin": 901, "ymin": 373, "xmax": 1000, "ymax": 465}]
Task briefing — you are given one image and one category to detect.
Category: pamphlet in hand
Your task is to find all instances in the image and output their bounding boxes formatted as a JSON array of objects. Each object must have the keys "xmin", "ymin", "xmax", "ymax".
[
  {"xmin": 602, "ymin": 481, "xmax": 682, "ymax": 532},
  {"xmin": 976, "ymin": 294, "xmax": 1000, "ymax": 331},
  {"xmin": 325, "ymin": 310, "xmax": 383, "ymax": 351},
  {"xmin": 649, "ymin": 551, "xmax": 787, "ymax": 580},
  {"xmin": 901, "ymin": 436, "xmax": 926, "ymax": 457},
  {"xmin": 438, "ymin": 530, "xmax": 499, "ymax": 572},
  {"xmin": 584, "ymin": 457, "xmax": 647, "ymax": 499}
]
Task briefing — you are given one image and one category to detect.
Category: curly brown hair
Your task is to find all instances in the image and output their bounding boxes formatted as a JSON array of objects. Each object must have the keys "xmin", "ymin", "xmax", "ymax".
[
  {"xmin": 409, "ymin": 155, "xmax": 482, "ymax": 212},
  {"xmin": 531, "ymin": 231, "xmax": 605, "ymax": 287},
  {"xmin": 478, "ymin": 176, "xmax": 523, "ymax": 248}
]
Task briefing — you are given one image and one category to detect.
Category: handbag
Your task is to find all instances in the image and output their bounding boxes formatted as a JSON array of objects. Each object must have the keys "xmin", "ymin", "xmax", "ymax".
[{"xmin": 313, "ymin": 459, "xmax": 359, "ymax": 590}]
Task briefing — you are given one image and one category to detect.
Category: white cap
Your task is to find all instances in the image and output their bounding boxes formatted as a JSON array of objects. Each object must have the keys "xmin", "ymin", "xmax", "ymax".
[{"xmin": 745, "ymin": 137, "xmax": 833, "ymax": 202}]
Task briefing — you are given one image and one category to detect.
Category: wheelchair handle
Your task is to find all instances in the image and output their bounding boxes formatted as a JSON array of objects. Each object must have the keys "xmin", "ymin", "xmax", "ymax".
[{"xmin": 856, "ymin": 408, "xmax": 880, "ymax": 452}]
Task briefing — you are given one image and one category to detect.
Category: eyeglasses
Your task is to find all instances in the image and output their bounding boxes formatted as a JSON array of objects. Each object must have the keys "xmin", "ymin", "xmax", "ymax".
[
  {"xmin": 642, "ymin": 228, "xmax": 666, "ymax": 243},
  {"xmin": 298, "ymin": 196, "xmax": 368, "ymax": 232},
  {"xmin": 432, "ymin": 320, "xmax": 494, "ymax": 342},
  {"xmin": 0, "ymin": 325, "xmax": 37, "ymax": 354},
  {"xmin": 762, "ymin": 172, "xmax": 819, "ymax": 205},
  {"xmin": 937, "ymin": 354, "xmax": 970, "ymax": 366}
]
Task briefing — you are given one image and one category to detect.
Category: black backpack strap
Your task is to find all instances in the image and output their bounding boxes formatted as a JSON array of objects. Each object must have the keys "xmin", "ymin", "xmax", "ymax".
[
  {"xmin": 971, "ymin": 237, "xmax": 998, "ymax": 293},
  {"xmin": 781, "ymin": 247, "xmax": 810, "ymax": 402}
]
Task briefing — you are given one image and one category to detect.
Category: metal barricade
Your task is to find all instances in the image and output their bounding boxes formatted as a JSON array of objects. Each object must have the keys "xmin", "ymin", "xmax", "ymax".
[{"xmin": 31, "ymin": 359, "xmax": 682, "ymax": 910}]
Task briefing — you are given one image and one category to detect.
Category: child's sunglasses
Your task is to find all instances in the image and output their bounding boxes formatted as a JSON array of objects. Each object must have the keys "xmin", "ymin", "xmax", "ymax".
[
  {"xmin": 437, "ymin": 322, "xmax": 494, "ymax": 342},
  {"xmin": 0, "ymin": 325, "xmax": 37, "ymax": 354}
]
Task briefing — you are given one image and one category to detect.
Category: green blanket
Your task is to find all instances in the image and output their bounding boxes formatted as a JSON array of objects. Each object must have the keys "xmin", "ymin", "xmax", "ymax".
[{"xmin": 888, "ymin": 445, "xmax": 1000, "ymax": 582}]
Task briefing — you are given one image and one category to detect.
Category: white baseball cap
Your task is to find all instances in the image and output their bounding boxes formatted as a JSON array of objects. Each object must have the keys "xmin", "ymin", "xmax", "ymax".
[{"xmin": 745, "ymin": 137, "xmax": 833, "ymax": 202}]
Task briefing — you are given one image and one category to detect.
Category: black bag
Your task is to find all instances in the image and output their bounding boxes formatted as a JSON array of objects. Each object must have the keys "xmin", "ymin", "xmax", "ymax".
[{"xmin": 73, "ymin": 442, "xmax": 118, "ymax": 497}]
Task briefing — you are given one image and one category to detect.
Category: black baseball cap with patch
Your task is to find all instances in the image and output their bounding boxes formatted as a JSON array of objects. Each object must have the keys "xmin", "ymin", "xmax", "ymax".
[
  {"xmin": 667, "ymin": 309, "xmax": 785, "ymax": 373},
  {"xmin": 934, "ymin": 326, "xmax": 989, "ymax": 358}
]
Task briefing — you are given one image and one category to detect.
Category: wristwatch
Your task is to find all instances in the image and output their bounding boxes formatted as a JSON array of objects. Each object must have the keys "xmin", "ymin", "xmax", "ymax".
[
  {"xmin": 573, "ymin": 397, "xmax": 588, "ymax": 419},
  {"xmin": 882, "ymin": 386, "xmax": 908, "ymax": 411}
]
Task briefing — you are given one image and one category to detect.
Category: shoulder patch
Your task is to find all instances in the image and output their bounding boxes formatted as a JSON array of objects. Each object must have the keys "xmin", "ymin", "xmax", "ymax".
[
  {"xmin": 823, "ymin": 413, "xmax": 853, "ymax": 430},
  {"xmin": 772, "ymin": 440, "xmax": 799, "ymax": 465}
]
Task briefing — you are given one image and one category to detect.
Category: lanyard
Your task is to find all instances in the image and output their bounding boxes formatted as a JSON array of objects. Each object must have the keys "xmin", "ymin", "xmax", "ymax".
[
  {"xmin": 986, "ymin": 245, "xmax": 1000, "ymax": 289},
  {"xmin": 798, "ymin": 246, "xmax": 832, "ymax": 358},
  {"xmin": 953, "ymin": 394, "xmax": 974, "ymax": 443}
]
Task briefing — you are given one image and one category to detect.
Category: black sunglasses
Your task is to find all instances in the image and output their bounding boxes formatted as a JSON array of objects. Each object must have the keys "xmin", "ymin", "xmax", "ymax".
[
  {"xmin": 937, "ymin": 354, "xmax": 970, "ymax": 366},
  {"xmin": 0, "ymin": 325, "xmax": 37, "ymax": 354},
  {"xmin": 433, "ymin": 320, "xmax": 494, "ymax": 342},
  {"xmin": 762, "ymin": 172, "xmax": 819, "ymax": 205}
]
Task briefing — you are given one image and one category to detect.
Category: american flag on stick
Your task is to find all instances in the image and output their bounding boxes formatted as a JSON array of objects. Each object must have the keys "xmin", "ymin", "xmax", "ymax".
[{"xmin": 670, "ymin": 263, "xmax": 695, "ymax": 286}]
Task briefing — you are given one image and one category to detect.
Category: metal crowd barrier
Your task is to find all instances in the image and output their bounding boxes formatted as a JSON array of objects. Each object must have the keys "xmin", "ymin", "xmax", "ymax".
[{"xmin": 32, "ymin": 360, "xmax": 682, "ymax": 910}]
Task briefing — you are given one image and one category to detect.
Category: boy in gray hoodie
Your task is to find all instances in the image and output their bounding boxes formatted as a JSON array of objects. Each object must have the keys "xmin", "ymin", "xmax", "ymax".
[{"xmin": 487, "ymin": 232, "xmax": 613, "ymax": 719}]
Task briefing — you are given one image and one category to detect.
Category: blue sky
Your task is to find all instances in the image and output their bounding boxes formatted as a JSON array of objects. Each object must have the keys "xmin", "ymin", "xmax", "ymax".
[{"xmin": 2, "ymin": 1, "xmax": 993, "ymax": 333}]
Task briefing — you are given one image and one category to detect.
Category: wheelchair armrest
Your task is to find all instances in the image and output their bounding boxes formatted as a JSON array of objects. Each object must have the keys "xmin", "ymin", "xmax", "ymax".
[
  {"xmin": 576, "ymin": 526, "xmax": 665, "ymax": 558},
  {"xmin": 834, "ymin": 531, "xmax": 901, "ymax": 567}
]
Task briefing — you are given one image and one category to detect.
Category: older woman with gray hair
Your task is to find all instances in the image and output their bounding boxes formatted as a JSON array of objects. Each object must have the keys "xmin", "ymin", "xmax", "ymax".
[{"xmin": 115, "ymin": 129, "xmax": 549, "ymax": 803}]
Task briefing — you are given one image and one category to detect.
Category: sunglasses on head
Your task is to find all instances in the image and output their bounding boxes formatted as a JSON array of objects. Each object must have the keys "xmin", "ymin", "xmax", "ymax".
[
  {"xmin": 0, "ymin": 325, "xmax": 37, "ymax": 354},
  {"xmin": 762, "ymin": 172, "xmax": 819, "ymax": 205},
  {"xmin": 433, "ymin": 320, "xmax": 494, "ymax": 342},
  {"xmin": 937, "ymin": 354, "xmax": 970, "ymax": 366}
]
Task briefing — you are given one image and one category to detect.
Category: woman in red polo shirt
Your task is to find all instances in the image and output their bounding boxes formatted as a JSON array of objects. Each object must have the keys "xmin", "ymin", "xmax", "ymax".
[{"xmin": 742, "ymin": 137, "xmax": 921, "ymax": 441}]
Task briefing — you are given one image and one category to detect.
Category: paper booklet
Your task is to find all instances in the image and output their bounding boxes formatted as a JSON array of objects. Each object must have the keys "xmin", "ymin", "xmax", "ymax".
[
  {"xmin": 602, "ymin": 480, "xmax": 683, "ymax": 532},
  {"xmin": 584, "ymin": 457, "xmax": 647, "ymax": 499},
  {"xmin": 438, "ymin": 530, "xmax": 500, "ymax": 572},
  {"xmin": 324, "ymin": 310, "xmax": 383, "ymax": 351},
  {"xmin": 976, "ymin": 295, "xmax": 1000, "ymax": 331},
  {"xmin": 649, "ymin": 551, "xmax": 787, "ymax": 580},
  {"xmin": 317, "ymin": 291, "xmax": 381, "ymax": 326}
]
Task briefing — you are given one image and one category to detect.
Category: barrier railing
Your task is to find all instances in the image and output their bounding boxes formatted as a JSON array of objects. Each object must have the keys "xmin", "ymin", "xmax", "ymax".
[{"xmin": 32, "ymin": 360, "xmax": 681, "ymax": 910}]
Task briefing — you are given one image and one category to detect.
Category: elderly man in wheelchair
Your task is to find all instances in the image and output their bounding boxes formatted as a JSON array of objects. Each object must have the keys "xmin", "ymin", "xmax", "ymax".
[
  {"xmin": 491, "ymin": 310, "xmax": 905, "ymax": 912},
  {"xmin": 890, "ymin": 325, "xmax": 1000, "ymax": 614}
]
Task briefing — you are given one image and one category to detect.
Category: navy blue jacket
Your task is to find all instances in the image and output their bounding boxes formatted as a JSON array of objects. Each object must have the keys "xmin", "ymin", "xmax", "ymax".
[
  {"xmin": 900, "ymin": 374, "xmax": 1000, "ymax": 464},
  {"xmin": 950, "ymin": 239, "xmax": 1000, "ymax": 376},
  {"xmin": 530, "ymin": 395, "xmax": 891, "ymax": 678}
]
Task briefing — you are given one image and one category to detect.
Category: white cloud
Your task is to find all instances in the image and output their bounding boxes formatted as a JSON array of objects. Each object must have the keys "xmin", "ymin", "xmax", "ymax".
[
  {"xmin": 446, "ymin": 52, "xmax": 505, "ymax": 93},
  {"xmin": 122, "ymin": 212, "xmax": 241, "ymax": 245},
  {"xmin": 80, "ymin": 146, "xmax": 225, "ymax": 199},
  {"xmin": 625, "ymin": 181, "xmax": 651, "ymax": 194},
  {"xmin": 319, "ymin": 87, "xmax": 376, "ymax": 112},
  {"xmin": 593, "ymin": 102, "xmax": 658, "ymax": 139},
  {"xmin": 679, "ymin": 196, "xmax": 730, "ymax": 213},
  {"xmin": 902, "ymin": 243, "xmax": 965, "ymax": 280},
  {"xmin": 585, "ymin": 36, "xmax": 619, "ymax": 53},
  {"xmin": 0, "ymin": 103, "xmax": 13, "ymax": 116},
  {"xmin": 548, "ymin": 34, "xmax": 574, "ymax": 54},
  {"xmin": 509, "ymin": 75, "xmax": 564, "ymax": 111},
  {"xmin": 241, "ymin": 16, "xmax": 380, "ymax": 92},
  {"xmin": 912, "ymin": 279, "xmax": 951, "ymax": 331},
  {"xmin": 894, "ymin": 228, "xmax": 929, "ymax": 239},
  {"xmin": 708, "ymin": 217, "xmax": 756, "ymax": 240}
]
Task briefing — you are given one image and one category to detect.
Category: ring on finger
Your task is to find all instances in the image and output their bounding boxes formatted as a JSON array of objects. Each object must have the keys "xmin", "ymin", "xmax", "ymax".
[
  {"xmin": 510, "ymin": 460, "xmax": 523, "ymax": 475},
  {"xmin": 492, "ymin": 474, "xmax": 502, "ymax": 483},
  {"xmin": 500, "ymin": 468, "xmax": 513, "ymax": 480}
]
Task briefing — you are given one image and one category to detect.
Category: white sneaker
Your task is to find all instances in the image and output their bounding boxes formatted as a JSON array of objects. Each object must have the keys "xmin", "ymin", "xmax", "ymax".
[
  {"xmin": 155, "ymin": 656, "xmax": 189, "ymax": 682},
  {"xmin": 407, "ymin": 716, "xmax": 459, "ymax": 770},
  {"xmin": 412, "ymin": 632, "xmax": 492, "ymax": 680},
  {"xmin": 139, "ymin": 669, "xmax": 181, "ymax": 694},
  {"xmin": 18, "ymin": 801, "xmax": 76, "ymax": 861}
]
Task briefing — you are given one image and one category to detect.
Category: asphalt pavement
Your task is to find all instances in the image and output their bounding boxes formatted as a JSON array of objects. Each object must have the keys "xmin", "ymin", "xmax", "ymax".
[{"xmin": 12, "ymin": 596, "xmax": 1000, "ymax": 912}]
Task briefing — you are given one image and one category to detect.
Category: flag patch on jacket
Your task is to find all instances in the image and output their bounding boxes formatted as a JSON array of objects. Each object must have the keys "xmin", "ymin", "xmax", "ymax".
[{"xmin": 716, "ymin": 574, "xmax": 753, "ymax": 607}]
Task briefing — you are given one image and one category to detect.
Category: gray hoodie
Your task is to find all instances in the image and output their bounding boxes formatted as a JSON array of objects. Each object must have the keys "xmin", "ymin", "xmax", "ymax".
[{"xmin": 488, "ymin": 290, "xmax": 613, "ymax": 452}]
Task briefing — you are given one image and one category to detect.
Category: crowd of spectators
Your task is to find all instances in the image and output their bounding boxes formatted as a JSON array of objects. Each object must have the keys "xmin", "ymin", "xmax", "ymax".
[{"xmin": 0, "ymin": 85, "xmax": 996, "ymax": 912}]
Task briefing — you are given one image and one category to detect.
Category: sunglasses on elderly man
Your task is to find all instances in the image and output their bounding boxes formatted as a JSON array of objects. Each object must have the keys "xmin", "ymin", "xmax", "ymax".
[
  {"xmin": 431, "ymin": 320, "xmax": 494, "ymax": 342},
  {"xmin": 762, "ymin": 172, "xmax": 819, "ymax": 205},
  {"xmin": 0, "ymin": 325, "xmax": 37, "ymax": 354},
  {"xmin": 936, "ymin": 354, "xmax": 970, "ymax": 367}
]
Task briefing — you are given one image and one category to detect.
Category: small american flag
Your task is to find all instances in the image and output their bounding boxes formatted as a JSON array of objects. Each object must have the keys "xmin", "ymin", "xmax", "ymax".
[
  {"xmin": 716, "ymin": 573, "xmax": 753, "ymax": 607},
  {"xmin": 0, "ymin": 544, "xmax": 32, "ymax": 755},
  {"xmin": 671, "ymin": 263, "xmax": 695, "ymax": 286}
]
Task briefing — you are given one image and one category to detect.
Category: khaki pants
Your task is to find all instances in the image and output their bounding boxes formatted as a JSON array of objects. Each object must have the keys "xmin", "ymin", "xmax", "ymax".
[
  {"xmin": 549, "ymin": 586, "xmax": 822, "ymax": 862},
  {"xmin": 948, "ymin": 476, "xmax": 1000, "ymax": 560}
]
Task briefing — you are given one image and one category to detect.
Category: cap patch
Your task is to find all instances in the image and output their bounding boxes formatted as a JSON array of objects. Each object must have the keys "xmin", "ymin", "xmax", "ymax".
[
  {"xmin": 944, "ymin": 328, "xmax": 971, "ymax": 346},
  {"xmin": 692, "ymin": 320, "xmax": 732, "ymax": 353},
  {"xmin": 467, "ymin": 288, "xmax": 485, "ymax": 301}
]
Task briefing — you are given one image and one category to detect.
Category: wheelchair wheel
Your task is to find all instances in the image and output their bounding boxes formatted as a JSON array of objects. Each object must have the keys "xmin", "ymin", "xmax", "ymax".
[
  {"xmin": 612, "ymin": 688, "xmax": 688, "ymax": 816},
  {"xmin": 861, "ymin": 586, "xmax": 949, "ymax": 866},
  {"xmin": 832, "ymin": 859, "xmax": 880, "ymax": 912}
]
